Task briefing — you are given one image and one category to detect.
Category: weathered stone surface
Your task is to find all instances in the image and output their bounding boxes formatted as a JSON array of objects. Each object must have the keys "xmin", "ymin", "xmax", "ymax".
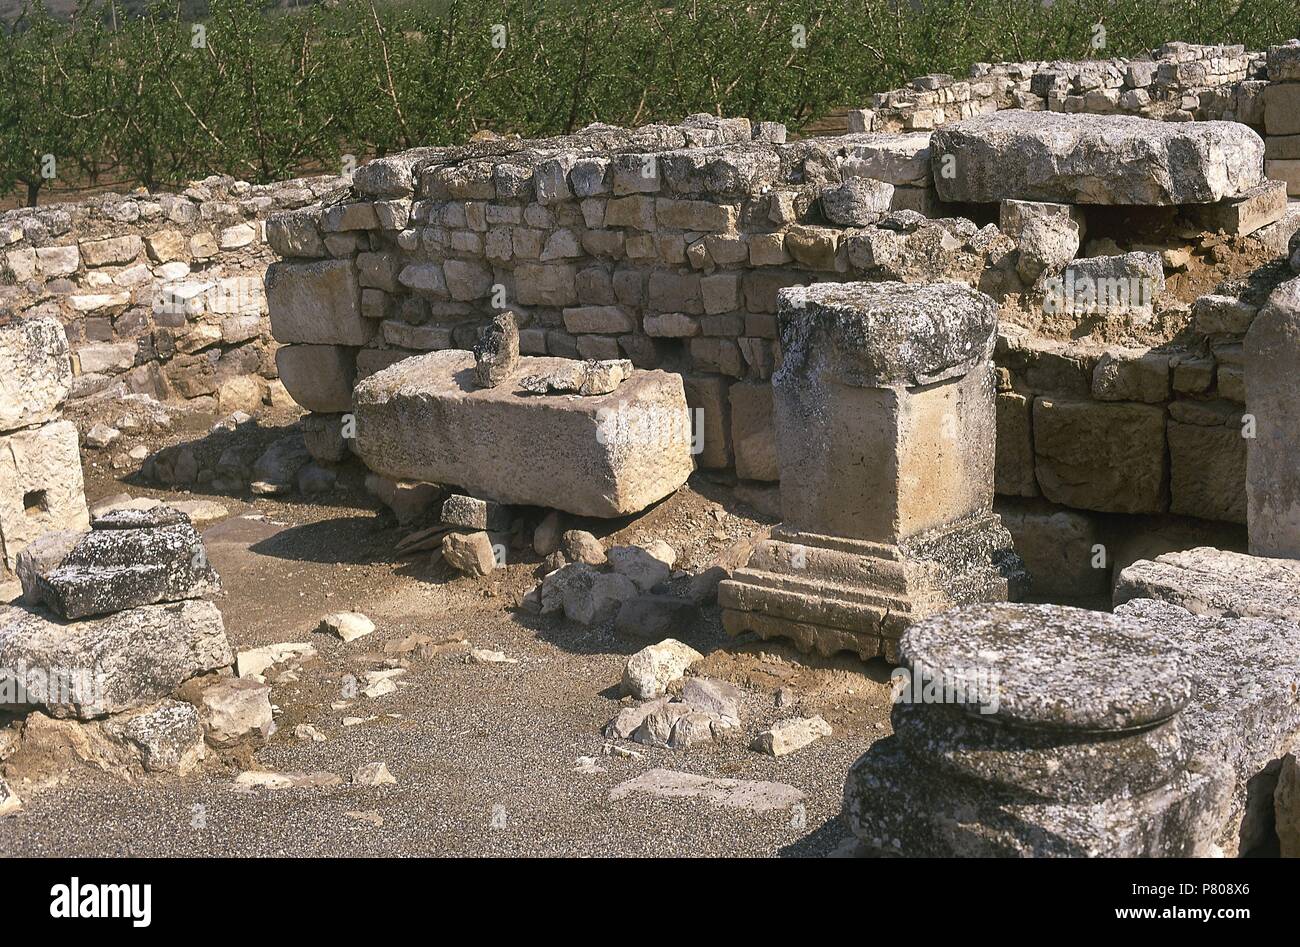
[
  {"xmin": 609, "ymin": 768, "xmax": 803, "ymax": 813},
  {"xmin": 1244, "ymin": 276, "xmax": 1300, "ymax": 556},
  {"xmin": 0, "ymin": 420, "xmax": 89, "ymax": 574},
  {"xmin": 606, "ymin": 541, "xmax": 674, "ymax": 591},
  {"xmin": 472, "ymin": 312, "xmax": 520, "ymax": 388},
  {"xmin": 840, "ymin": 132, "xmax": 933, "ymax": 187},
  {"xmin": 819, "ymin": 178, "xmax": 894, "ymax": 226},
  {"xmin": 1015, "ymin": 215, "xmax": 1080, "ymax": 285},
  {"xmin": 1191, "ymin": 179, "xmax": 1288, "ymax": 237},
  {"xmin": 15, "ymin": 529, "xmax": 81, "ymax": 605},
  {"xmin": 1115, "ymin": 596, "xmax": 1300, "ymax": 852},
  {"xmin": 752, "ymin": 715, "xmax": 832, "ymax": 757},
  {"xmin": 560, "ymin": 529, "xmax": 605, "ymax": 565},
  {"xmin": 519, "ymin": 358, "xmax": 633, "ymax": 396},
  {"xmin": 0, "ymin": 599, "xmax": 232, "ymax": 718},
  {"xmin": 778, "ymin": 281, "xmax": 996, "ymax": 389},
  {"xmin": 319, "ymin": 611, "xmax": 374, "ymax": 642},
  {"xmin": 27, "ymin": 509, "xmax": 219, "ymax": 620},
  {"xmin": 1114, "ymin": 547, "xmax": 1300, "ymax": 621},
  {"xmin": 441, "ymin": 494, "xmax": 510, "ymax": 530},
  {"xmin": 1278, "ymin": 754, "xmax": 1300, "ymax": 858},
  {"xmin": 266, "ymin": 259, "xmax": 374, "ymax": 346},
  {"xmin": 932, "ymin": 112, "xmax": 1264, "ymax": 205},
  {"xmin": 1032, "ymin": 398, "xmax": 1167, "ymax": 514},
  {"xmin": 1167, "ymin": 418, "xmax": 1245, "ymax": 524},
  {"xmin": 1053, "ymin": 252, "xmax": 1165, "ymax": 319},
  {"xmin": 996, "ymin": 500, "xmax": 1107, "ymax": 600},
  {"xmin": 622, "ymin": 638, "xmax": 703, "ymax": 699},
  {"xmin": 103, "ymin": 699, "xmax": 205, "ymax": 774},
  {"xmin": 353, "ymin": 350, "xmax": 694, "ymax": 517},
  {"xmin": 902, "ymin": 602, "xmax": 1191, "ymax": 730},
  {"xmin": 729, "ymin": 381, "xmax": 778, "ymax": 482},
  {"xmin": 441, "ymin": 531, "xmax": 496, "ymax": 576},
  {"xmin": 275, "ymin": 344, "xmax": 357, "ymax": 413},
  {"xmin": 199, "ymin": 676, "xmax": 274, "ymax": 745},
  {"xmin": 0, "ymin": 318, "xmax": 72, "ymax": 432},
  {"xmin": 994, "ymin": 391, "xmax": 1037, "ymax": 498}
]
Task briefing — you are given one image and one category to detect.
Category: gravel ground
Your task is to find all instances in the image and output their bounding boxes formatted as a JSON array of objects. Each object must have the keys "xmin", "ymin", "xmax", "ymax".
[{"xmin": 0, "ymin": 450, "xmax": 894, "ymax": 858}]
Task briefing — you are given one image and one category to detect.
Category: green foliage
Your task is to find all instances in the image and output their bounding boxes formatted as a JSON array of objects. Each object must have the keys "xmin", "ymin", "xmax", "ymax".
[{"xmin": 2, "ymin": 0, "xmax": 1298, "ymax": 203}]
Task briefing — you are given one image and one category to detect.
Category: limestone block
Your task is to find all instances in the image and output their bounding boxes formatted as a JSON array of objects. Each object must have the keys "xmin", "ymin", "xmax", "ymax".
[
  {"xmin": 1264, "ymin": 82, "xmax": 1300, "ymax": 136},
  {"xmin": 840, "ymin": 132, "xmax": 933, "ymax": 187},
  {"xmin": 774, "ymin": 282, "xmax": 998, "ymax": 543},
  {"xmin": 79, "ymin": 235, "xmax": 143, "ymax": 267},
  {"xmin": 994, "ymin": 391, "xmax": 1038, "ymax": 497},
  {"xmin": 1168, "ymin": 418, "xmax": 1246, "ymax": 524},
  {"xmin": 0, "ymin": 318, "xmax": 72, "ymax": 433},
  {"xmin": 26, "ymin": 509, "xmax": 218, "ymax": 620},
  {"xmin": 1243, "ymin": 277, "xmax": 1300, "ymax": 556},
  {"xmin": 1190, "ymin": 179, "xmax": 1287, "ymax": 236},
  {"xmin": 266, "ymin": 259, "xmax": 372, "ymax": 345},
  {"xmin": 1115, "ymin": 547, "xmax": 1300, "ymax": 621},
  {"xmin": 275, "ymin": 344, "xmax": 358, "ymax": 413},
  {"xmin": 996, "ymin": 499, "xmax": 1107, "ymax": 600},
  {"xmin": 353, "ymin": 351, "xmax": 694, "ymax": 517},
  {"xmin": 0, "ymin": 420, "xmax": 89, "ymax": 574},
  {"xmin": 1055, "ymin": 252, "xmax": 1164, "ymax": 319},
  {"xmin": 729, "ymin": 381, "xmax": 778, "ymax": 482},
  {"xmin": 681, "ymin": 374, "xmax": 731, "ymax": 469},
  {"xmin": 0, "ymin": 599, "xmax": 231, "ymax": 719},
  {"xmin": 1032, "ymin": 398, "xmax": 1167, "ymax": 514},
  {"xmin": 931, "ymin": 112, "xmax": 1264, "ymax": 204}
]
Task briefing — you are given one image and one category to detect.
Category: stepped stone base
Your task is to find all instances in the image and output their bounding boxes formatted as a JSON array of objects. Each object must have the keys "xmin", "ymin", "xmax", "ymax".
[{"xmin": 718, "ymin": 513, "xmax": 1026, "ymax": 661}]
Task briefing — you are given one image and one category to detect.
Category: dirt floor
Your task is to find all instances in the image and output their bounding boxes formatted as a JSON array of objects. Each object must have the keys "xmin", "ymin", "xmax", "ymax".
[{"xmin": 0, "ymin": 409, "xmax": 896, "ymax": 857}]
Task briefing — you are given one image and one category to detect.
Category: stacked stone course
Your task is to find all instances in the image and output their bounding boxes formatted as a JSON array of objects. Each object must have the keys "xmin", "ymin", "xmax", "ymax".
[{"xmin": 0, "ymin": 173, "xmax": 346, "ymax": 412}]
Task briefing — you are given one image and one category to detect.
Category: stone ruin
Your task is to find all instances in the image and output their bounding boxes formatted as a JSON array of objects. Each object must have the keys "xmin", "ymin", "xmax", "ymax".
[{"xmin": 0, "ymin": 37, "xmax": 1298, "ymax": 856}]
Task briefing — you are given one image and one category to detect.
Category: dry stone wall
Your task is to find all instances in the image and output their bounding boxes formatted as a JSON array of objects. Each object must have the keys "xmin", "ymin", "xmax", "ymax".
[{"xmin": 0, "ymin": 173, "xmax": 347, "ymax": 414}]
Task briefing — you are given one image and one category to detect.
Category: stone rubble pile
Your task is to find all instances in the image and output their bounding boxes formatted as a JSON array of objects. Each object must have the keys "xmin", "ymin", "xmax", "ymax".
[{"xmin": 0, "ymin": 505, "xmax": 243, "ymax": 808}]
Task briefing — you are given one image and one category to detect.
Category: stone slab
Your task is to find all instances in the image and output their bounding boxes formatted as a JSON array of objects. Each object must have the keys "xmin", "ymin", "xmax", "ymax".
[
  {"xmin": 26, "ymin": 513, "xmax": 220, "ymax": 620},
  {"xmin": 0, "ymin": 599, "xmax": 232, "ymax": 718},
  {"xmin": 352, "ymin": 351, "xmax": 694, "ymax": 517},
  {"xmin": 1190, "ymin": 179, "xmax": 1288, "ymax": 237},
  {"xmin": 931, "ymin": 112, "xmax": 1264, "ymax": 205},
  {"xmin": 1114, "ymin": 546, "xmax": 1300, "ymax": 622}
]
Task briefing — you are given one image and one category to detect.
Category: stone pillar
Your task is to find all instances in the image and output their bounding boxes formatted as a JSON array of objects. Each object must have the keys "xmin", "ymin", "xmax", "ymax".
[
  {"xmin": 1244, "ymin": 276, "xmax": 1300, "ymax": 557},
  {"xmin": 0, "ymin": 318, "xmax": 89, "ymax": 582},
  {"xmin": 719, "ymin": 282, "xmax": 1025, "ymax": 661},
  {"xmin": 843, "ymin": 603, "xmax": 1231, "ymax": 857}
]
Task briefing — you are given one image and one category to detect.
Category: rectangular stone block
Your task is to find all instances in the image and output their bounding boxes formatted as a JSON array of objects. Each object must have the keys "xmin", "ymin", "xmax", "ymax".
[
  {"xmin": 266, "ymin": 259, "xmax": 373, "ymax": 346},
  {"xmin": 1168, "ymin": 419, "xmax": 1246, "ymax": 524},
  {"xmin": 1033, "ymin": 397, "xmax": 1167, "ymax": 514},
  {"xmin": 1265, "ymin": 135, "xmax": 1300, "ymax": 160},
  {"xmin": 1265, "ymin": 159, "xmax": 1300, "ymax": 196},
  {"xmin": 932, "ymin": 112, "xmax": 1264, "ymax": 204},
  {"xmin": 1264, "ymin": 83, "xmax": 1300, "ymax": 136},
  {"xmin": 0, "ymin": 420, "xmax": 89, "ymax": 574},
  {"xmin": 994, "ymin": 391, "xmax": 1038, "ymax": 498},
  {"xmin": 681, "ymin": 374, "xmax": 731, "ymax": 469},
  {"xmin": 1190, "ymin": 179, "xmax": 1288, "ymax": 236},
  {"xmin": 840, "ymin": 132, "xmax": 933, "ymax": 187},
  {"xmin": 729, "ymin": 381, "xmax": 778, "ymax": 482},
  {"xmin": 1244, "ymin": 277, "xmax": 1300, "ymax": 556},
  {"xmin": 353, "ymin": 351, "xmax": 694, "ymax": 517},
  {"xmin": 0, "ymin": 318, "xmax": 72, "ymax": 433},
  {"xmin": 995, "ymin": 499, "xmax": 1108, "ymax": 600}
]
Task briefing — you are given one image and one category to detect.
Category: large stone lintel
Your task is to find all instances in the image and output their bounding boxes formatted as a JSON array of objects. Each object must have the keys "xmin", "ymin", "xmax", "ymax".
[{"xmin": 718, "ymin": 514, "xmax": 1026, "ymax": 660}]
